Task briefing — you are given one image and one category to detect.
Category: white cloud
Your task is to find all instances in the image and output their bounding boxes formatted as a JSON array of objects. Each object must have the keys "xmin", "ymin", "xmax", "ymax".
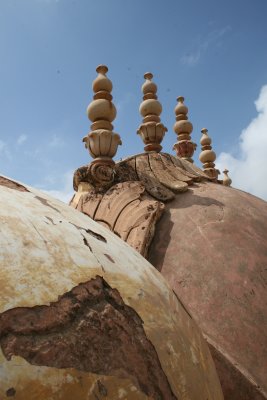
[
  {"xmin": 181, "ymin": 26, "xmax": 231, "ymax": 66},
  {"xmin": 216, "ymin": 84, "xmax": 267, "ymax": 201},
  {"xmin": 17, "ymin": 134, "xmax": 27, "ymax": 145}
]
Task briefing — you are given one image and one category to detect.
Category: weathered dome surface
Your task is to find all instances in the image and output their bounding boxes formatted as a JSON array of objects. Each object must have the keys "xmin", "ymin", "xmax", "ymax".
[
  {"xmin": 0, "ymin": 176, "xmax": 223, "ymax": 400},
  {"xmin": 70, "ymin": 151, "xmax": 267, "ymax": 399},
  {"xmin": 149, "ymin": 182, "xmax": 267, "ymax": 400}
]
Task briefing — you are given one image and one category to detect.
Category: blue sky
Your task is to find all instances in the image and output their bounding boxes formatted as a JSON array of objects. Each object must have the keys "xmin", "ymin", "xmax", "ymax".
[{"xmin": 1, "ymin": 0, "xmax": 267, "ymax": 200}]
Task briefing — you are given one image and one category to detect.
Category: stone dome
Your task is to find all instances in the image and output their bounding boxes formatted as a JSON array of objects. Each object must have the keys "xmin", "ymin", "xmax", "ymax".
[
  {"xmin": 71, "ymin": 151, "xmax": 267, "ymax": 400},
  {"xmin": 0, "ymin": 175, "xmax": 223, "ymax": 400},
  {"xmin": 148, "ymin": 181, "xmax": 267, "ymax": 400}
]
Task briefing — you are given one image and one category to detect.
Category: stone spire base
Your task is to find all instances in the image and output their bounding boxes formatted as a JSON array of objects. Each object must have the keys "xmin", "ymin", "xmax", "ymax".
[{"xmin": 173, "ymin": 96, "xmax": 196, "ymax": 163}]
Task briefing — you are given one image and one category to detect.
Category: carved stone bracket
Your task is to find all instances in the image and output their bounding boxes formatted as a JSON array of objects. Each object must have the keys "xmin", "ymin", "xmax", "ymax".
[
  {"xmin": 74, "ymin": 181, "xmax": 164, "ymax": 258},
  {"xmin": 71, "ymin": 152, "xmax": 210, "ymax": 257}
]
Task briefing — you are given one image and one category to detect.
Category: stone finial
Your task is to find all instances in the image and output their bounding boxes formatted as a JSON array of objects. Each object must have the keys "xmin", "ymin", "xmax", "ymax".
[
  {"xmin": 83, "ymin": 65, "xmax": 122, "ymax": 186},
  {"xmin": 84, "ymin": 65, "xmax": 121, "ymax": 159},
  {"xmin": 199, "ymin": 128, "xmax": 218, "ymax": 180},
  {"xmin": 173, "ymin": 96, "xmax": 196, "ymax": 163},
  {"xmin": 137, "ymin": 72, "xmax": 167, "ymax": 152},
  {"xmin": 222, "ymin": 169, "xmax": 232, "ymax": 186}
]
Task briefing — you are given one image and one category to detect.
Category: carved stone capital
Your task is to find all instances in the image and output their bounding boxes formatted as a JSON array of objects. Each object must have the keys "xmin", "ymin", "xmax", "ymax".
[
  {"xmin": 204, "ymin": 168, "xmax": 219, "ymax": 180},
  {"xmin": 83, "ymin": 129, "xmax": 122, "ymax": 159},
  {"xmin": 137, "ymin": 122, "xmax": 167, "ymax": 152},
  {"xmin": 173, "ymin": 140, "xmax": 197, "ymax": 163}
]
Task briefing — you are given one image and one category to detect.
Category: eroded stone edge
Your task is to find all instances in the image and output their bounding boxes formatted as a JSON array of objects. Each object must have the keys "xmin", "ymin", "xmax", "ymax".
[{"xmin": 0, "ymin": 275, "xmax": 177, "ymax": 400}]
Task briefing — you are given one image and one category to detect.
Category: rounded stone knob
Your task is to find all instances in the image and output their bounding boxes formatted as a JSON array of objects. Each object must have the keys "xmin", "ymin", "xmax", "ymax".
[
  {"xmin": 92, "ymin": 65, "xmax": 113, "ymax": 93},
  {"xmin": 87, "ymin": 99, "xmax": 116, "ymax": 122},
  {"xmin": 200, "ymin": 128, "xmax": 211, "ymax": 146},
  {"xmin": 142, "ymin": 72, "xmax": 157, "ymax": 95},
  {"xmin": 199, "ymin": 149, "xmax": 216, "ymax": 164},
  {"xmin": 139, "ymin": 99, "xmax": 162, "ymax": 117},
  {"xmin": 174, "ymin": 96, "xmax": 188, "ymax": 116},
  {"xmin": 173, "ymin": 120, "xmax": 193, "ymax": 135}
]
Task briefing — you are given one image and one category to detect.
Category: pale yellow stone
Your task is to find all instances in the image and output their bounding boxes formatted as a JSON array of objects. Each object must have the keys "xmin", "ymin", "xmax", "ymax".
[
  {"xmin": 173, "ymin": 119, "xmax": 193, "ymax": 135},
  {"xmin": 87, "ymin": 99, "xmax": 116, "ymax": 122},
  {"xmin": 173, "ymin": 96, "xmax": 196, "ymax": 163},
  {"xmin": 0, "ymin": 179, "xmax": 224, "ymax": 400},
  {"xmin": 199, "ymin": 128, "xmax": 218, "ymax": 180},
  {"xmin": 83, "ymin": 65, "xmax": 121, "ymax": 168},
  {"xmin": 200, "ymin": 128, "xmax": 211, "ymax": 146},
  {"xmin": 137, "ymin": 72, "xmax": 167, "ymax": 152},
  {"xmin": 139, "ymin": 98, "xmax": 162, "ymax": 117},
  {"xmin": 174, "ymin": 96, "xmax": 188, "ymax": 115},
  {"xmin": 92, "ymin": 64, "xmax": 113, "ymax": 93},
  {"xmin": 199, "ymin": 149, "xmax": 216, "ymax": 163},
  {"xmin": 142, "ymin": 72, "xmax": 157, "ymax": 94}
]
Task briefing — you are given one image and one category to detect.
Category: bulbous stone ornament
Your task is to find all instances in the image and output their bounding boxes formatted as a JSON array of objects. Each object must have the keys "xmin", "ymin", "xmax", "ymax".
[
  {"xmin": 137, "ymin": 73, "xmax": 167, "ymax": 152},
  {"xmin": 82, "ymin": 65, "xmax": 122, "ymax": 187},
  {"xmin": 199, "ymin": 128, "xmax": 218, "ymax": 180},
  {"xmin": 173, "ymin": 96, "xmax": 196, "ymax": 163},
  {"xmin": 222, "ymin": 168, "xmax": 232, "ymax": 186}
]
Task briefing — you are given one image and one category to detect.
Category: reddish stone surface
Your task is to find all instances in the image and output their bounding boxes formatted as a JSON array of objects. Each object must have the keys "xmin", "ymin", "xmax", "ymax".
[
  {"xmin": 0, "ymin": 176, "xmax": 28, "ymax": 192},
  {"xmin": 173, "ymin": 141, "xmax": 195, "ymax": 159},
  {"xmin": 149, "ymin": 182, "xmax": 267, "ymax": 399},
  {"xmin": 0, "ymin": 276, "xmax": 176, "ymax": 400},
  {"xmin": 209, "ymin": 343, "xmax": 265, "ymax": 400}
]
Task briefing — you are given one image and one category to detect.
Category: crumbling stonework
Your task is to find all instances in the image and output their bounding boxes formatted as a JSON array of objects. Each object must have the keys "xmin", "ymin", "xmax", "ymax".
[{"xmin": 0, "ymin": 276, "xmax": 176, "ymax": 400}]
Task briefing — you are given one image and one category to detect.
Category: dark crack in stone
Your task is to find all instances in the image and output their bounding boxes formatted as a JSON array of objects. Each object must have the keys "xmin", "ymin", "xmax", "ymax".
[
  {"xmin": 34, "ymin": 196, "xmax": 61, "ymax": 213},
  {"xmin": 6, "ymin": 387, "xmax": 16, "ymax": 397},
  {"xmin": 0, "ymin": 276, "xmax": 177, "ymax": 400}
]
